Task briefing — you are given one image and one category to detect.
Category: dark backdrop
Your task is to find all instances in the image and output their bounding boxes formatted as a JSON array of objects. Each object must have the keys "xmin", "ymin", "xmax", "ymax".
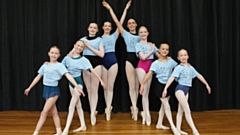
[{"xmin": 1, "ymin": 0, "xmax": 239, "ymax": 113}]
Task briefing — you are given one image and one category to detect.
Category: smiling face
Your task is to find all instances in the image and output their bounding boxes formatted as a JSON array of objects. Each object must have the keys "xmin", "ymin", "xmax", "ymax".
[
  {"xmin": 177, "ymin": 49, "xmax": 189, "ymax": 63},
  {"xmin": 158, "ymin": 43, "xmax": 169, "ymax": 57},
  {"xmin": 88, "ymin": 23, "xmax": 98, "ymax": 36},
  {"xmin": 48, "ymin": 46, "xmax": 60, "ymax": 62},
  {"xmin": 127, "ymin": 18, "xmax": 137, "ymax": 32},
  {"xmin": 138, "ymin": 26, "xmax": 149, "ymax": 40},
  {"xmin": 102, "ymin": 21, "xmax": 112, "ymax": 34},
  {"xmin": 74, "ymin": 40, "xmax": 85, "ymax": 54}
]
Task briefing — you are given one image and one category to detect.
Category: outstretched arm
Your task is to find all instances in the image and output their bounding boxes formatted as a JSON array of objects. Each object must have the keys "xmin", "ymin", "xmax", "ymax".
[
  {"xmin": 24, "ymin": 74, "xmax": 43, "ymax": 96},
  {"xmin": 162, "ymin": 76, "xmax": 175, "ymax": 98},
  {"xmin": 102, "ymin": 0, "xmax": 131, "ymax": 36},
  {"xmin": 139, "ymin": 71, "xmax": 152, "ymax": 95},
  {"xmin": 65, "ymin": 73, "xmax": 85, "ymax": 96},
  {"xmin": 89, "ymin": 68, "xmax": 106, "ymax": 89},
  {"xmin": 197, "ymin": 74, "xmax": 211, "ymax": 94}
]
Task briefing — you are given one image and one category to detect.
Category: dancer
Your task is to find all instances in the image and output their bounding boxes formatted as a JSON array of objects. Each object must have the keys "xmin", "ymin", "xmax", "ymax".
[
  {"xmin": 140, "ymin": 43, "xmax": 180, "ymax": 134},
  {"xmin": 102, "ymin": 0, "xmax": 141, "ymax": 121},
  {"xmin": 61, "ymin": 40, "xmax": 106, "ymax": 135},
  {"xmin": 24, "ymin": 46, "xmax": 84, "ymax": 135},
  {"xmin": 162, "ymin": 49, "xmax": 211, "ymax": 135},
  {"xmin": 135, "ymin": 26, "xmax": 159, "ymax": 126},
  {"xmin": 101, "ymin": 21, "xmax": 119, "ymax": 121},
  {"xmin": 101, "ymin": 0, "xmax": 135, "ymax": 121},
  {"xmin": 80, "ymin": 22, "xmax": 105, "ymax": 126}
]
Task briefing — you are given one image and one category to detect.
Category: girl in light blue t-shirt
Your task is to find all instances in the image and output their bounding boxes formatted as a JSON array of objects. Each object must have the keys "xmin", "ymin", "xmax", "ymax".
[
  {"xmin": 24, "ymin": 46, "xmax": 83, "ymax": 135},
  {"xmin": 102, "ymin": 0, "xmax": 140, "ymax": 121},
  {"xmin": 163, "ymin": 49, "xmax": 211, "ymax": 135},
  {"xmin": 139, "ymin": 43, "xmax": 180, "ymax": 135},
  {"xmin": 61, "ymin": 40, "xmax": 106, "ymax": 135}
]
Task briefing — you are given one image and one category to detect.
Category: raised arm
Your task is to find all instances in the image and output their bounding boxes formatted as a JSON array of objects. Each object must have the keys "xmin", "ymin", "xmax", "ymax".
[
  {"xmin": 89, "ymin": 68, "xmax": 106, "ymax": 89},
  {"xmin": 102, "ymin": 0, "xmax": 131, "ymax": 36},
  {"xmin": 162, "ymin": 76, "xmax": 175, "ymax": 98},
  {"xmin": 24, "ymin": 74, "xmax": 43, "ymax": 96},
  {"xmin": 139, "ymin": 71, "xmax": 152, "ymax": 95},
  {"xmin": 197, "ymin": 74, "xmax": 211, "ymax": 94}
]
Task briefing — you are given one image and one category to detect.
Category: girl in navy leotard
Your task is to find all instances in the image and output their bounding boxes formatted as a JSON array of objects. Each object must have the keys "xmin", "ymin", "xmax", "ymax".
[
  {"xmin": 163, "ymin": 49, "xmax": 211, "ymax": 135},
  {"xmin": 103, "ymin": 0, "xmax": 141, "ymax": 121}
]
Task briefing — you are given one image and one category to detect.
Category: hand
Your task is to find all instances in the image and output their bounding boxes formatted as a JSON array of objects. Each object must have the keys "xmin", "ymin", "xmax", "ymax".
[
  {"xmin": 102, "ymin": 1, "xmax": 112, "ymax": 10},
  {"xmin": 125, "ymin": 0, "xmax": 132, "ymax": 10},
  {"xmin": 24, "ymin": 88, "xmax": 31, "ymax": 96},
  {"xmin": 76, "ymin": 85, "xmax": 85, "ymax": 97},
  {"xmin": 139, "ymin": 84, "xmax": 144, "ymax": 95},
  {"xmin": 101, "ymin": 80, "xmax": 106, "ymax": 89},
  {"xmin": 162, "ymin": 89, "xmax": 167, "ymax": 98},
  {"xmin": 43, "ymin": 61, "xmax": 49, "ymax": 64},
  {"xmin": 84, "ymin": 41, "xmax": 90, "ymax": 49},
  {"xmin": 67, "ymin": 48, "xmax": 75, "ymax": 58},
  {"xmin": 150, "ymin": 43, "xmax": 155, "ymax": 51},
  {"xmin": 206, "ymin": 85, "xmax": 211, "ymax": 94}
]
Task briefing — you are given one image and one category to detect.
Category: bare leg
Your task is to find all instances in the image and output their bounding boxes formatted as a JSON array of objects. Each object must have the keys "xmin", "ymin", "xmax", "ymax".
[
  {"xmin": 83, "ymin": 66, "xmax": 101, "ymax": 125},
  {"xmin": 175, "ymin": 91, "xmax": 199, "ymax": 135},
  {"xmin": 126, "ymin": 61, "xmax": 139, "ymax": 121},
  {"xmin": 33, "ymin": 96, "xmax": 59, "ymax": 135},
  {"xmin": 51, "ymin": 104, "xmax": 62, "ymax": 135},
  {"xmin": 103, "ymin": 64, "xmax": 118, "ymax": 121}
]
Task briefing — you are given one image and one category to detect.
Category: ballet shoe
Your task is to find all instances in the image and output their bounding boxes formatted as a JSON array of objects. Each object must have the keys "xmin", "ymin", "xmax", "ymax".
[
  {"xmin": 171, "ymin": 127, "xmax": 181, "ymax": 135},
  {"xmin": 156, "ymin": 124, "xmax": 170, "ymax": 130},
  {"xmin": 140, "ymin": 111, "xmax": 145, "ymax": 124},
  {"xmin": 73, "ymin": 126, "xmax": 87, "ymax": 132},
  {"xmin": 193, "ymin": 131, "xmax": 200, "ymax": 135},
  {"xmin": 53, "ymin": 133, "xmax": 62, "ymax": 135},
  {"xmin": 145, "ymin": 111, "xmax": 151, "ymax": 126},
  {"xmin": 130, "ymin": 106, "xmax": 138, "ymax": 121},
  {"xmin": 61, "ymin": 131, "xmax": 68, "ymax": 135},
  {"xmin": 90, "ymin": 111, "xmax": 98, "ymax": 126},
  {"xmin": 105, "ymin": 106, "xmax": 113, "ymax": 121},
  {"xmin": 178, "ymin": 129, "xmax": 188, "ymax": 135}
]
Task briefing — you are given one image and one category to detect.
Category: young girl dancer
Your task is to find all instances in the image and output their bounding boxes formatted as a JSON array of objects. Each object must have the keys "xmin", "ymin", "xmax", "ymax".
[
  {"xmin": 101, "ymin": 0, "xmax": 134, "ymax": 121},
  {"xmin": 24, "ymin": 46, "xmax": 84, "ymax": 135},
  {"xmin": 101, "ymin": 21, "xmax": 118, "ymax": 121},
  {"xmin": 135, "ymin": 26, "xmax": 159, "ymax": 126},
  {"xmin": 61, "ymin": 40, "xmax": 106, "ymax": 135},
  {"xmin": 102, "ymin": 0, "xmax": 141, "ymax": 121},
  {"xmin": 140, "ymin": 43, "xmax": 180, "ymax": 135},
  {"xmin": 162, "ymin": 49, "xmax": 211, "ymax": 135},
  {"xmin": 80, "ymin": 22, "xmax": 105, "ymax": 126}
]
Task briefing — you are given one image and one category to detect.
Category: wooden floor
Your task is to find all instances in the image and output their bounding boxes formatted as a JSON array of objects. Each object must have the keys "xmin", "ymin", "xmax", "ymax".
[{"xmin": 0, "ymin": 110, "xmax": 240, "ymax": 135}]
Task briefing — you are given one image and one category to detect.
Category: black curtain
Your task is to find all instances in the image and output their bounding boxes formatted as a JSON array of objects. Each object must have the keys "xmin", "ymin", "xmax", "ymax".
[{"xmin": 1, "ymin": 0, "xmax": 240, "ymax": 113}]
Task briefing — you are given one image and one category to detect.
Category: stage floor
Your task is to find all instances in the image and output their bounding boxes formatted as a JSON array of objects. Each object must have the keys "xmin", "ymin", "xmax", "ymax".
[{"xmin": 0, "ymin": 110, "xmax": 239, "ymax": 135}]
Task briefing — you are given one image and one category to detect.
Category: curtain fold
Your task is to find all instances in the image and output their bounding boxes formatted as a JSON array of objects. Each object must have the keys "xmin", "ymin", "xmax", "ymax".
[{"xmin": 1, "ymin": 0, "xmax": 240, "ymax": 112}]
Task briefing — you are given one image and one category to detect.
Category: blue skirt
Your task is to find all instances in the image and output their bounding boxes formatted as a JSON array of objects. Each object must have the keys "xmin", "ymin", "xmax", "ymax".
[{"xmin": 43, "ymin": 85, "xmax": 61, "ymax": 99}]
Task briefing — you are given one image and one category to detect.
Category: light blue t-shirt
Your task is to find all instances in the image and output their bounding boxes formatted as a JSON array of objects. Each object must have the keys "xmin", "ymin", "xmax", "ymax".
[
  {"xmin": 102, "ymin": 32, "xmax": 117, "ymax": 53},
  {"xmin": 135, "ymin": 43, "xmax": 158, "ymax": 59},
  {"xmin": 38, "ymin": 62, "xmax": 68, "ymax": 86},
  {"xmin": 171, "ymin": 64, "xmax": 199, "ymax": 87},
  {"xmin": 150, "ymin": 58, "xmax": 178, "ymax": 84},
  {"xmin": 122, "ymin": 30, "xmax": 141, "ymax": 52},
  {"xmin": 80, "ymin": 37, "xmax": 104, "ymax": 56},
  {"xmin": 61, "ymin": 56, "xmax": 92, "ymax": 78}
]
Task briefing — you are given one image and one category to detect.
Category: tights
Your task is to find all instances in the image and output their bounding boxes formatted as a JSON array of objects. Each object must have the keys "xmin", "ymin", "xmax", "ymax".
[{"xmin": 62, "ymin": 85, "xmax": 86, "ymax": 134}]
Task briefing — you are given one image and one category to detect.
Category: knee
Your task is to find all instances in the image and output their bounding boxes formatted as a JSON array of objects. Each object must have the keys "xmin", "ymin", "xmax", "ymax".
[
  {"xmin": 50, "ymin": 109, "xmax": 58, "ymax": 116},
  {"xmin": 40, "ymin": 111, "xmax": 48, "ymax": 117}
]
